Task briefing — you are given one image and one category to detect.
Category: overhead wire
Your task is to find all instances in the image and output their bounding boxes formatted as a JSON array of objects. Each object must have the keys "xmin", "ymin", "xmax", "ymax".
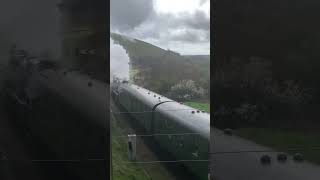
[
  {"xmin": 112, "ymin": 132, "xmax": 204, "ymax": 138},
  {"xmin": 110, "ymin": 108, "xmax": 206, "ymax": 114}
]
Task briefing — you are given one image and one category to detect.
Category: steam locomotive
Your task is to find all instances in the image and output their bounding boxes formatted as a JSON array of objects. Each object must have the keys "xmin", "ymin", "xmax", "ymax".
[{"xmin": 2, "ymin": 49, "xmax": 108, "ymax": 179}]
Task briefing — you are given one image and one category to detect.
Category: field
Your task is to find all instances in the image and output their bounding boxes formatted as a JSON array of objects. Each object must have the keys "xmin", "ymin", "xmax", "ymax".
[
  {"xmin": 237, "ymin": 128, "xmax": 320, "ymax": 164},
  {"xmin": 184, "ymin": 102, "xmax": 210, "ymax": 113}
]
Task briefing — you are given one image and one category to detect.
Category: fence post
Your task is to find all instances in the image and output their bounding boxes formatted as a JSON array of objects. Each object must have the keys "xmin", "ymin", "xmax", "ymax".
[{"xmin": 127, "ymin": 134, "xmax": 137, "ymax": 161}]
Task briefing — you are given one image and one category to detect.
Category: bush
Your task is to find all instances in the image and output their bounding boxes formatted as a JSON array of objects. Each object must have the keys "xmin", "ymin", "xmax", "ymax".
[{"xmin": 169, "ymin": 80, "xmax": 205, "ymax": 101}]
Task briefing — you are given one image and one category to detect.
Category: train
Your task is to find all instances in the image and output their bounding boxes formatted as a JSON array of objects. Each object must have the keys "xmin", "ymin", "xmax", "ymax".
[
  {"xmin": 111, "ymin": 80, "xmax": 210, "ymax": 180},
  {"xmin": 3, "ymin": 51, "xmax": 108, "ymax": 179},
  {"xmin": 112, "ymin": 79, "xmax": 320, "ymax": 180}
]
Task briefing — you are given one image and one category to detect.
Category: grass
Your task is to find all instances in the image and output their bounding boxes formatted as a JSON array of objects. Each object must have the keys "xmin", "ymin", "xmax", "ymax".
[
  {"xmin": 184, "ymin": 102, "xmax": 210, "ymax": 113},
  {"xmin": 237, "ymin": 128, "xmax": 320, "ymax": 164},
  {"xmin": 111, "ymin": 118, "xmax": 149, "ymax": 180}
]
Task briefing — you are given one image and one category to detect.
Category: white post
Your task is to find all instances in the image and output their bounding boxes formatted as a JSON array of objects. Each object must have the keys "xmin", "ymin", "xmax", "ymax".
[{"xmin": 127, "ymin": 134, "xmax": 137, "ymax": 161}]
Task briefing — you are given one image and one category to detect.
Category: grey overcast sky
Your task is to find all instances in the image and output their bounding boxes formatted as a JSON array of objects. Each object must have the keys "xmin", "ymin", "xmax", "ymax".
[{"xmin": 110, "ymin": 0, "xmax": 210, "ymax": 55}]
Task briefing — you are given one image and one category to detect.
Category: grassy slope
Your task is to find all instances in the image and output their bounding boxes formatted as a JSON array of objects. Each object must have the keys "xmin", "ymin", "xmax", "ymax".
[
  {"xmin": 110, "ymin": 32, "xmax": 210, "ymax": 94},
  {"xmin": 110, "ymin": 32, "xmax": 168, "ymax": 58},
  {"xmin": 184, "ymin": 55, "xmax": 210, "ymax": 64},
  {"xmin": 111, "ymin": 119, "xmax": 149, "ymax": 180},
  {"xmin": 111, "ymin": 113, "xmax": 177, "ymax": 180},
  {"xmin": 110, "ymin": 32, "xmax": 194, "ymax": 72},
  {"xmin": 111, "ymin": 33, "xmax": 210, "ymax": 67},
  {"xmin": 184, "ymin": 102, "xmax": 210, "ymax": 113},
  {"xmin": 237, "ymin": 128, "xmax": 320, "ymax": 164}
]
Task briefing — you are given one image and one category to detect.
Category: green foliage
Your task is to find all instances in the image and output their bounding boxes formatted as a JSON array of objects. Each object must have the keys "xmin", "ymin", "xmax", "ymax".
[
  {"xmin": 212, "ymin": 56, "xmax": 317, "ymax": 129},
  {"xmin": 184, "ymin": 102, "xmax": 210, "ymax": 113},
  {"xmin": 169, "ymin": 80, "xmax": 206, "ymax": 101}
]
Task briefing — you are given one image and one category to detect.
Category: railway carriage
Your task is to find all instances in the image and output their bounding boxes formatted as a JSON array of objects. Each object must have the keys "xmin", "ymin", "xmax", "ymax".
[{"xmin": 112, "ymin": 81, "xmax": 210, "ymax": 180}]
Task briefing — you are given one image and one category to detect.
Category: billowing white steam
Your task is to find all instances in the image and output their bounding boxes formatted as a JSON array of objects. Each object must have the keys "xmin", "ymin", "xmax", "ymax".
[{"xmin": 110, "ymin": 37, "xmax": 130, "ymax": 80}]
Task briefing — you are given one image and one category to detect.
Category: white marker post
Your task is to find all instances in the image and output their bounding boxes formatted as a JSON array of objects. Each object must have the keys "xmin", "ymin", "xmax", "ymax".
[{"xmin": 127, "ymin": 134, "xmax": 137, "ymax": 161}]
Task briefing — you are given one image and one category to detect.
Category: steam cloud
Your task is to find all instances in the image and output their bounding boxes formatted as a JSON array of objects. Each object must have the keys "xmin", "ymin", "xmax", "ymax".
[{"xmin": 110, "ymin": 38, "xmax": 130, "ymax": 80}]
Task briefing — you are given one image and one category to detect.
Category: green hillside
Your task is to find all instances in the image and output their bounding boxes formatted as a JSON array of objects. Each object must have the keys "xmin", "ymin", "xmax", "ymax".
[
  {"xmin": 111, "ymin": 33, "xmax": 210, "ymax": 100},
  {"xmin": 184, "ymin": 55, "xmax": 210, "ymax": 64}
]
